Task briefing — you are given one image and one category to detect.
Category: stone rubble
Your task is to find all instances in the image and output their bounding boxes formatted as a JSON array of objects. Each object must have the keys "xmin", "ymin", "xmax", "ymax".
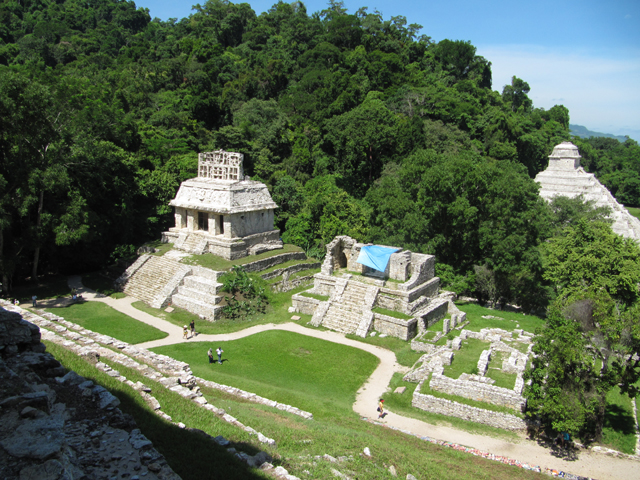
[{"xmin": 0, "ymin": 305, "xmax": 180, "ymax": 480}]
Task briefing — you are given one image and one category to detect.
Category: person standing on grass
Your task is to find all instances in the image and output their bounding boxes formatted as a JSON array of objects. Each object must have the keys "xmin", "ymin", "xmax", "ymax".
[
  {"xmin": 183, "ymin": 325, "xmax": 188, "ymax": 340},
  {"xmin": 189, "ymin": 319, "xmax": 195, "ymax": 338},
  {"xmin": 31, "ymin": 295, "xmax": 37, "ymax": 307},
  {"xmin": 216, "ymin": 346, "xmax": 223, "ymax": 364},
  {"xmin": 377, "ymin": 399, "xmax": 385, "ymax": 419},
  {"xmin": 208, "ymin": 348, "xmax": 214, "ymax": 364}
]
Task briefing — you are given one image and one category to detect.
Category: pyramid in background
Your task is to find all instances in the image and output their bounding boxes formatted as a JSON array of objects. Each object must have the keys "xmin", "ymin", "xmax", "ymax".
[{"xmin": 535, "ymin": 142, "xmax": 640, "ymax": 241}]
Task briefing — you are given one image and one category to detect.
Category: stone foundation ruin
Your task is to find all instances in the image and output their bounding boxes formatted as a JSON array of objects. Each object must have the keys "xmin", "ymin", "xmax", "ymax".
[
  {"xmin": 162, "ymin": 150, "xmax": 283, "ymax": 259},
  {"xmin": 291, "ymin": 236, "xmax": 450, "ymax": 340},
  {"xmin": 535, "ymin": 141, "xmax": 640, "ymax": 240}
]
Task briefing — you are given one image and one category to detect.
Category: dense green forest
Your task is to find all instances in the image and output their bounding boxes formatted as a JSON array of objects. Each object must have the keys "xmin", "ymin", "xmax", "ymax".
[
  {"xmin": 1, "ymin": 0, "xmax": 639, "ymax": 309},
  {"xmin": 1, "ymin": 0, "xmax": 640, "ymax": 443}
]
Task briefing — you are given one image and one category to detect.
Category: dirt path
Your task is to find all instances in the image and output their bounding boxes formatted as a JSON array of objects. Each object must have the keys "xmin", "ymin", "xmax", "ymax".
[{"xmin": 64, "ymin": 276, "xmax": 639, "ymax": 480}]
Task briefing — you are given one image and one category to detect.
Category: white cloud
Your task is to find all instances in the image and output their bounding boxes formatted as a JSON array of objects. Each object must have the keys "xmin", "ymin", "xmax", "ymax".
[{"xmin": 477, "ymin": 44, "xmax": 640, "ymax": 140}]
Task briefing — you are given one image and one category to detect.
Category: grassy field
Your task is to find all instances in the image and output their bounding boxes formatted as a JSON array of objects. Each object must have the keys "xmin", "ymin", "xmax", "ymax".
[
  {"xmin": 454, "ymin": 302, "xmax": 546, "ymax": 333},
  {"xmin": 626, "ymin": 206, "xmax": 640, "ymax": 219},
  {"xmin": 45, "ymin": 302, "xmax": 167, "ymax": 344},
  {"xmin": 45, "ymin": 340, "xmax": 545, "ymax": 480},
  {"xmin": 131, "ymin": 284, "xmax": 313, "ymax": 335},
  {"xmin": 442, "ymin": 338, "xmax": 487, "ymax": 378},
  {"xmin": 151, "ymin": 331, "xmax": 379, "ymax": 419},
  {"xmin": 183, "ymin": 244, "xmax": 304, "ymax": 271},
  {"xmin": 601, "ymin": 386, "xmax": 638, "ymax": 454}
]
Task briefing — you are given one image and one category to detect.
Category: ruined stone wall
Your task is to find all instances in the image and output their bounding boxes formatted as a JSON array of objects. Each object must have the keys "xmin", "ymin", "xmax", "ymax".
[
  {"xmin": 372, "ymin": 313, "xmax": 418, "ymax": 341},
  {"xmin": 0, "ymin": 307, "xmax": 180, "ymax": 480},
  {"xmin": 241, "ymin": 251, "xmax": 307, "ymax": 273},
  {"xmin": 429, "ymin": 374, "xmax": 525, "ymax": 410},
  {"xmin": 412, "ymin": 381, "xmax": 527, "ymax": 431},
  {"xmin": 399, "ymin": 254, "xmax": 435, "ymax": 292}
]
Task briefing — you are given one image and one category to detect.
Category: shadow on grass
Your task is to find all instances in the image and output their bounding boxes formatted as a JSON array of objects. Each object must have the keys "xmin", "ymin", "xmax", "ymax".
[
  {"xmin": 46, "ymin": 341, "xmax": 271, "ymax": 480},
  {"xmin": 603, "ymin": 403, "xmax": 636, "ymax": 436}
]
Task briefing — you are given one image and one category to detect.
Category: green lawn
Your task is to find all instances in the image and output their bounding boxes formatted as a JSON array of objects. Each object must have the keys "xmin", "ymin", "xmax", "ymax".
[
  {"xmin": 297, "ymin": 291, "xmax": 329, "ymax": 301},
  {"xmin": 443, "ymin": 338, "xmax": 488, "ymax": 378},
  {"xmin": 455, "ymin": 301, "xmax": 546, "ymax": 333},
  {"xmin": 371, "ymin": 307, "xmax": 413, "ymax": 320},
  {"xmin": 626, "ymin": 206, "xmax": 640, "ymax": 219},
  {"xmin": 46, "ymin": 341, "xmax": 544, "ymax": 480},
  {"xmin": 151, "ymin": 330, "xmax": 379, "ymax": 419},
  {"xmin": 45, "ymin": 302, "xmax": 167, "ymax": 344},
  {"xmin": 600, "ymin": 386, "xmax": 638, "ymax": 454},
  {"xmin": 182, "ymin": 244, "xmax": 304, "ymax": 271}
]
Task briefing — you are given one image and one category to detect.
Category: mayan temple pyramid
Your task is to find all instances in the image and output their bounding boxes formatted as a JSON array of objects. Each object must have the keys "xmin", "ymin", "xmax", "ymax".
[{"xmin": 535, "ymin": 142, "xmax": 640, "ymax": 241}]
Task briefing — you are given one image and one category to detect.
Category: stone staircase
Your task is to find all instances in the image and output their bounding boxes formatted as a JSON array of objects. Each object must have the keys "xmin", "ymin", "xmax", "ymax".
[
  {"xmin": 321, "ymin": 281, "xmax": 370, "ymax": 334},
  {"xmin": 120, "ymin": 255, "xmax": 191, "ymax": 308},
  {"xmin": 174, "ymin": 232, "xmax": 208, "ymax": 255},
  {"xmin": 171, "ymin": 268, "xmax": 223, "ymax": 320}
]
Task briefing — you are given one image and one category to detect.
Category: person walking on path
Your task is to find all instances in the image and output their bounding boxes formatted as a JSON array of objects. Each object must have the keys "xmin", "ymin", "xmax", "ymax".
[
  {"xmin": 207, "ymin": 348, "xmax": 214, "ymax": 364},
  {"xmin": 183, "ymin": 325, "xmax": 189, "ymax": 340},
  {"xmin": 189, "ymin": 319, "xmax": 195, "ymax": 338},
  {"xmin": 31, "ymin": 295, "xmax": 37, "ymax": 307},
  {"xmin": 377, "ymin": 399, "xmax": 385, "ymax": 419},
  {"xmin": 216, "ymin": 346, "xmax": 223, "ymax": 364}
]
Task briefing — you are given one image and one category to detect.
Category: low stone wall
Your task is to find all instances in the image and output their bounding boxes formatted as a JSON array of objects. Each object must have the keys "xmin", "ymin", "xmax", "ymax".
[
  {"xmin": 372, "ymin": 313, "xmax": 417, "ymax": 341},
  {"xmin": 242, "ymin": 251, "xmax": 307, "ymax": 273},
  {"xmin": 261, "ymin": 262, "xmax": 321, "ymax": 280},
  {"xmin": 291, "ymin": 293, "xmax": 322, "ymax": 315},
  {"xmin": 429, "ymin": 374, "xmax": 525, "ymax": 410},
  {"xmin": 270, "ymin": 275, "xmax": 315, "ymax": 293},
  {"xmin": 415, "ymin": 299, "xmax": 449, "ymax": 329},
  {"xmin": 413, "ymin": 381, "xmax": 527, "ymax": 431}
]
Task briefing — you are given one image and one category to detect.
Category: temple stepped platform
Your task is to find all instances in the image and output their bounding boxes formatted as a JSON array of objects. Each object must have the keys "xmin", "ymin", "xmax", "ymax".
[
  {"xmin": 117, "ymin": 255, "xmax": 224, "ymax": 320},
  {"xmin": 294, "ymin": 236, "xmax": 449, "ymax": 341},
  {"xmin": 120, "ymin": 256, "xmax": 191, "ymax": 308},
  {"xmin": 535, "ymin": 141, "xmax": 640, "ymax": 241},
  {"xmin": 321, "ymin": 281, "xmax": 369, "ymax": 334}
]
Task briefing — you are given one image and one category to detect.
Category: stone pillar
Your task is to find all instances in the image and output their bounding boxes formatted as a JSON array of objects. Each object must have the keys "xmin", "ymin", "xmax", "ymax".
[
  {"xmin": 174, "ymin": 208, "xmax": 186, "ymax": 229},
  {"xmin": 443, "ymin": 318, "xmax": 451, "ymax": 334},
  {"xmin": 208, "ymin": 212, "xmax": 216, "ymax": 235},
  {"xmin": 186, "ymin": 210, "xmax": 195, "ymax": 232}
]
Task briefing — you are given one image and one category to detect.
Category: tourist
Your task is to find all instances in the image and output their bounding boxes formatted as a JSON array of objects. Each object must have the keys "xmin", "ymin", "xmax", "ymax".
[
  {"xmin": 216, "ymin": 346, "xmax": 223, "ymax": 364},
  {"xmin": 183, "ymin": 325, "xmax": 188, "ymax": 340},
  {"xmin": 189, "ymin": 319, "xmax": 195, "ymax": 338},
  {"xmin": 208, "ymin": 348, "xmax": 214, "ymax": 364},
  {"xmin": 31, "ymin": 295, "xmax": 37, "ymax": 307},
  {"xmin": 377, "ymin": 399, "xmax": 385, "ymax": 419},
  {"xmin": 14, "ymin": 298, "xmax": 19, "ymax": 306}
]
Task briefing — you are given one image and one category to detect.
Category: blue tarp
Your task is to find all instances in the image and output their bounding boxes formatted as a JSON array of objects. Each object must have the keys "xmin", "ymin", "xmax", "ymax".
[{"xmin": 356, "ymin": 245, "xmax": 399, "ymax": 273}]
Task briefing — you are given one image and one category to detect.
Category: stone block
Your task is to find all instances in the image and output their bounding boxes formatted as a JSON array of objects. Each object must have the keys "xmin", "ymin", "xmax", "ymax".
[
  {"xmin": 394, "ymin": 387, "xmax": 407, "ymax": 394},
  {"xmin": 442, "ymin": 318, "xmax": 450, "ymax": 334}
]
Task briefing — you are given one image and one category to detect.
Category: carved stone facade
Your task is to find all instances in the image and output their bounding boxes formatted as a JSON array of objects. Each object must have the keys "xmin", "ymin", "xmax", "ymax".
[
  {"xmin": 163, "ymin": 150, "xmax": 282, "ymax": 259},
  {"xmin": 535, "ymin": 141, "xmax": 640, "ymax": 240}
]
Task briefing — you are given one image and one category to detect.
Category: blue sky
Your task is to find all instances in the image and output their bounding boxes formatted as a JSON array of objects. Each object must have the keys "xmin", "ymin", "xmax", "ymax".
[{"xmin": 134, "ymin": 0, "xmax": 640, "ymax": 141}]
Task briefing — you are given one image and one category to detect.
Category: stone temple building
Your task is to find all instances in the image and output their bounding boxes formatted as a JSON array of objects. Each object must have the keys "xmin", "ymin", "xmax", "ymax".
[
  {"xmin": 535, "ymin": 142, "xmax": 640, "ymax": 240},
  {"xmin": 163, "ymin": 150, "xmax": 283, "ymax": 259},
  {"xmin": 291, "ymin": 236, "xmax": 451, "ymax": 341}
]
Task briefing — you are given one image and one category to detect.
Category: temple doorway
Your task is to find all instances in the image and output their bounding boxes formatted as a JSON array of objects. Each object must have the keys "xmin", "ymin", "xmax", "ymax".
[{"xmin": 198, "ymin": 212, "xmax": 208, "ymax": 231}]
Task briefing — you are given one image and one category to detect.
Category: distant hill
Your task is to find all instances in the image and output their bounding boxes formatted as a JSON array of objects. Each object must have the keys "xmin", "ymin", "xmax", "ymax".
[{"xmin": 570, "ymin": 124, "xmax": 627, "ymax": 142}]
